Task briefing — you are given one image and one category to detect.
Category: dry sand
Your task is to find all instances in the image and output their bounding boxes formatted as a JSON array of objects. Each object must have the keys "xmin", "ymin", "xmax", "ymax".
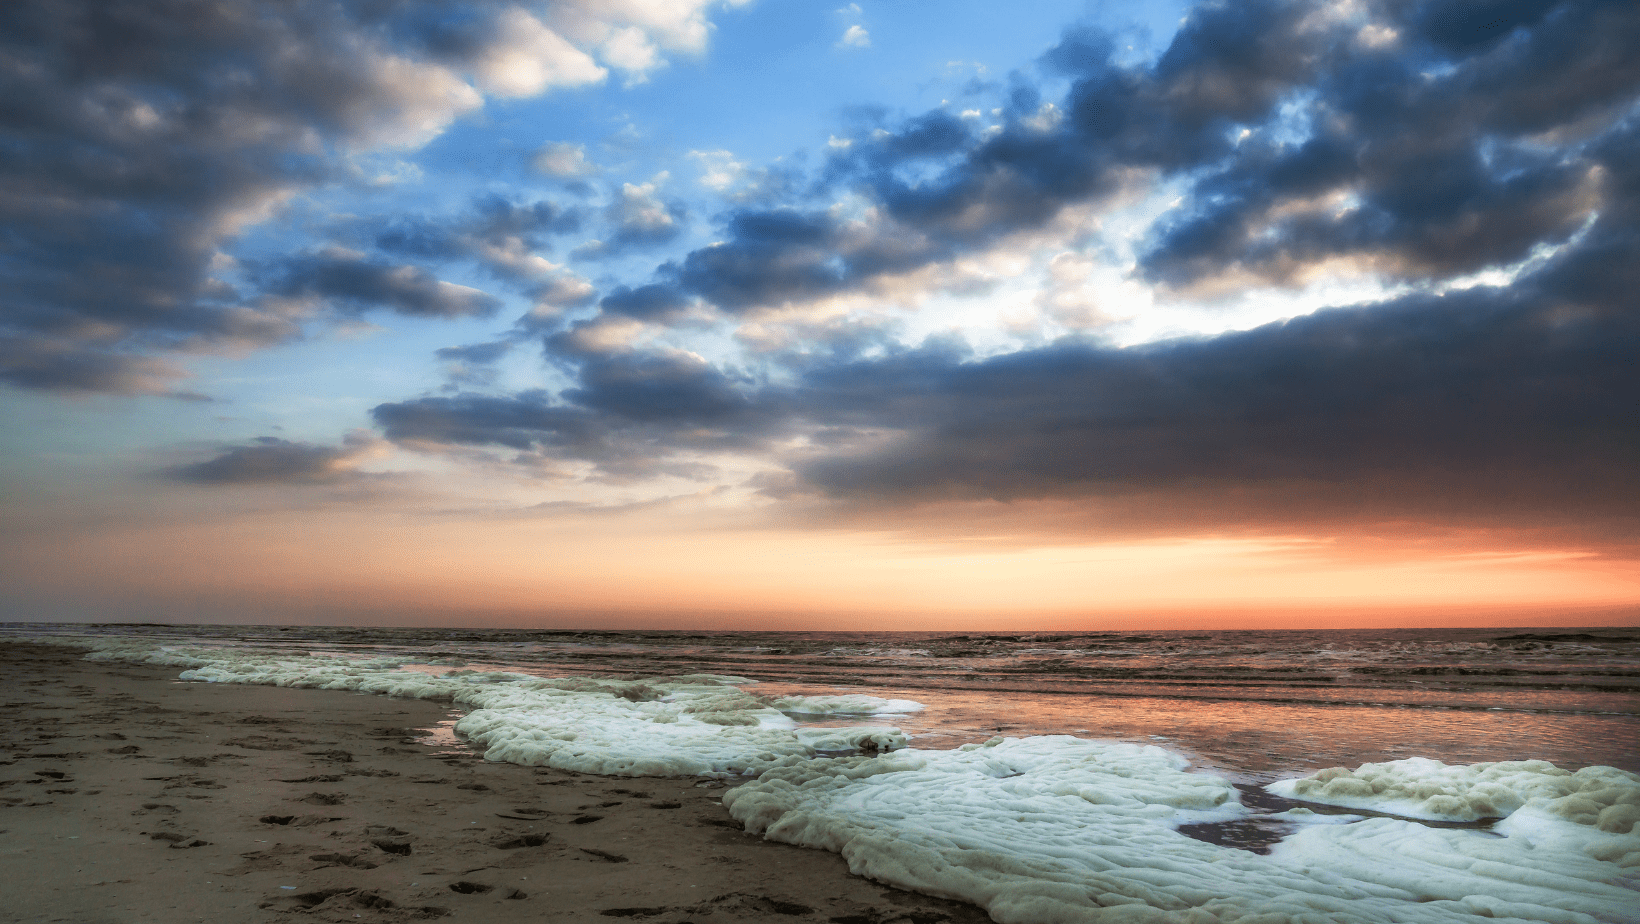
[{"xmin": 0, "ymin": 642, "xmax": 990, "ymax": 924}]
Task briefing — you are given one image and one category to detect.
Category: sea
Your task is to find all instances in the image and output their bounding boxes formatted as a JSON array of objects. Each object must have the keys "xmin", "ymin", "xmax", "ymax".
[{"xmin": 11, "ymin": 622, "xmax": 1637, "ymax": 780}]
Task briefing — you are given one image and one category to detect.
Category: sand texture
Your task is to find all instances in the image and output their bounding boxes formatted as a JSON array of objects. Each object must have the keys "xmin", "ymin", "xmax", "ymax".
[{"xmin": 0, "ymin": 643, "xmax": 989, "ymax": 924}]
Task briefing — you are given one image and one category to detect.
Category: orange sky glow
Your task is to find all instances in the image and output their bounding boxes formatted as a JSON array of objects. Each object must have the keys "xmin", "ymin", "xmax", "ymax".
[{"xmin": 4, "ymin": 500, "xmax": 1635, "ymax": 630}]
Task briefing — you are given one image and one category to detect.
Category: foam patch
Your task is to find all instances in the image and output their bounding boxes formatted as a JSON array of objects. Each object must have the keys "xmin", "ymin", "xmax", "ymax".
[
  {"xmin": 725, "ymin": 737, "xmax": 1640, "ymax": 924},
  {"xmin": 772, "ymin": 694, "xmax": 925, "ymax": 715},
  {"xmin": 1269, "ymin": 757, "xmax": 1640, "ymax": 828},
  {"xmin": 48, "ymin": 637, "xmax": 890, "ymax": 777}
]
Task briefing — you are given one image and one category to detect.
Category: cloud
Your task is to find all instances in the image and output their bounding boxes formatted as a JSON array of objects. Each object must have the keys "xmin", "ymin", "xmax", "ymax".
[
  {"xmin": 436, "ymin": 341, "xmax": 514, "ymax": 389},
  {"xmin": 598, "ymin": 285, "xmax": 697, "ymax": 322},
  {"xmin": 268, "ymin": 250, "xmax": 501, "ymax": 319},
  {"xmin": 388, "ymin": 165, "xmax": 1640, "ymax": 542},
  {"xmin": 373, "ymin": 195, "xmax": 582, "ymax": 280},
  {"xmin": 436, "ymin": 341, "xmax": 514, "ymax": 364},
  {"xmin": 1138, "ymin": 0, "xmax": 1637, "ymax": 292},
  {"xmin": 0, "ymin": 0, "xmax": 741, "ymax": 395},
  {"xmin": 0, "ymin": 336, "xmax": 199, "ymax": 398},
  {"xmin": 373, "ymin": 347, "xmax": 779, "ymax": 478},
  {"xmin": 533, "ymin": 142, "xmax": 599, "ymax": 178},
  {"xmin": 839, "ymin": 25, "xmax": 871, "ymax": 49},
  {"xmin": 467, "ymin": 7, "xmax": 607, "ymax": 97},
  {"xmin": 169, "ymin": 432, "xmax": 387, "ymax": 485},
  {"xmin": 566, "ymin": 0, "xmax": 1628, "ymax": 334}
]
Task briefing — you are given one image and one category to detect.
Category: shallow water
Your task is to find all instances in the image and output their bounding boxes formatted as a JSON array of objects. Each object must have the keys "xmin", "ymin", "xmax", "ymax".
[{"xmin": 11, "ymin": 623, "xmax": 1633, "ymax": 777}]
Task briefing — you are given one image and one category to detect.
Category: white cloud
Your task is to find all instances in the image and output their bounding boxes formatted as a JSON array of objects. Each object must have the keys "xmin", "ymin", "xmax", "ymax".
[
  {"xmin": 839, "ymin": 25, "xmax": 871, "ymax": 48},
  {"xmin": 610, "ymin": 175, "xmax": 677, "ymax": 234},
  {"xmin": 600, "ymin": 26, "xmax": 662, "ymax": 83},
  {"xmin": 691, "ymin": 150, "xmax": 746, "ymax": 191},
  {"xmin": 470, "ymin": 8, "xmax": 607, "ymax": 98},
  {"xmin": 532, "ymin": 141, "xmax": 599, "ymax": 177}
]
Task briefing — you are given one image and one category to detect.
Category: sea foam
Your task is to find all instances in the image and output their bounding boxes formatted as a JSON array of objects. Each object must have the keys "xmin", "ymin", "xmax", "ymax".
[
  {"xmin": 53, "ymin": 637, "xmax": 913, "ymax": 777},
  {"xmin": 725, "ymin": 737, "xmax": 1640, "ymax": 924}
]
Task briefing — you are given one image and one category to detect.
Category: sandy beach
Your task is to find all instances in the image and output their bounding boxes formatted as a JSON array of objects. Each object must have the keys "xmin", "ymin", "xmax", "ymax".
[{"xmin": 0, "ymin": 642, "xmax": 989, "ymax": 924}]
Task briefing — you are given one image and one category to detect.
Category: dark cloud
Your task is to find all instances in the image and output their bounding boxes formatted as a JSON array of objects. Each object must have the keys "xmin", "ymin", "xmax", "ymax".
[
  {"xmin": 269, "ymin": 250, "xmax": 500, "ymax": 319},
  {"xmin": 374, "ymin": 195, "xmax": 581, "ymax": 278},
  {"xmin": 396, "ymin": 199, "xmax": 1637, "ymax": 541},
  {"xmin": 436, "ymin": 341, "xmax": 513, "ymax": 364},
  {"xmin": 787, "ymin": 261, "xmax": 1638, "ymax": 539},
  {"xmin": 598, "ymin": 284, "xmax": 695, "ymax": 321},
  {"xmin": 0, "ymin": 0, "xmax": 528, "ymax": 394},
  {"xmin": 565, "ymin": 352, "xmax": 762, "ymax": 425},
  {"xmin": 373, "ymin": 352, "xmax": 777, "ymax": 475},
  {"xmin": 673, "ymin": 211, "xmax": 847, "ymax": 313},
  {"xmin": 373, "ymin": 392, "xmax": 598, "ymax": 453},
  {"xmin": 1141, "ymin": 0, "xmax": 1637, "ymax": 291},
  {"xmin": 169, "ymin": 433, "xmax": 382, "ymax": 485},
  {"xmin": 0, "ymin": 335, "xmax": 200, "ymax": 398}
]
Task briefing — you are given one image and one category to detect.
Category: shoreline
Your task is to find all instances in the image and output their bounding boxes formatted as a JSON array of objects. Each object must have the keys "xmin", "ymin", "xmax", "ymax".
[{"xmin": 0, "ymin": 642, "xmax": 988, "ymax": 924}]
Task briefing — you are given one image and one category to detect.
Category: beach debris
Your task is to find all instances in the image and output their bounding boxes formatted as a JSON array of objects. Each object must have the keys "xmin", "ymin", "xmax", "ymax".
[
  {"xmin": 149, "ymin": 831, "xmax": 209, "ymax": 848},
  {"xmin": 578, "ymin": 848, "xmax": 628, "ymax": 863}
]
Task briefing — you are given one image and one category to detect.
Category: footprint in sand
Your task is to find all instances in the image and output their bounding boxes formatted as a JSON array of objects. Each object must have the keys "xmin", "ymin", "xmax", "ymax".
[
  {"xmin": 371, "ymin": 838, "xmax": 413, "ymax": 856},
  {"xmin": 309, "ymin": 852, "xmax": 379, "ymax": 869},
  {"xmin": 149, "ymin": 832, "xmax": 210, "ymax": 849},
  {"xmin": 447, "ymin": 881, "xmax": 492, "ymax": 894},
  {"xmin": 578, "ymin": 848, "xmax": 628, "ymax": 863},
  {"xmin": 489, "ymin": 833, "xmax": 549, "ymax": 849}
]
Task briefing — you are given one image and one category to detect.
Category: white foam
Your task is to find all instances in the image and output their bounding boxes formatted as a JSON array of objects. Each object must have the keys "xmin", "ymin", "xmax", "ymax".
[
  {"xmin": 1268, "ymin": 757, "xmax": 1640, "ymax": 828},
  {"xmin": 772, "ymin": 694, "xmax": 925, "ymax": 715},
  {"xmin": 724, "ymin": 737, "xmax": 1640, "ymax": 924},
  {"xmin": 42, "ymin": 637, "xmax": 901, "ymax": 777},
  {"xmin": 795, "ymin": 726, "xmax": 908, "ymax": 754}
]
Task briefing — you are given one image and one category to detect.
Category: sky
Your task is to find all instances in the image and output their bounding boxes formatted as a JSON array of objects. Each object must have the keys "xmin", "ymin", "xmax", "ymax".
[{"xmin": 1, "ymin": 0, "xmax": 1637, "ymax": 630}]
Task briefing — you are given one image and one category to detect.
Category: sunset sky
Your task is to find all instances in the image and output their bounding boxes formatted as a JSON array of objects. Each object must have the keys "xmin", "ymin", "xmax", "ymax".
[{"xmin": 2, "ymin": 0, "xmax": 1636, "ymax": 629}]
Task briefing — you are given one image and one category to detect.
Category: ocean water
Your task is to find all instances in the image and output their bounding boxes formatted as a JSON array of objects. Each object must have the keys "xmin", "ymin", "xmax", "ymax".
[{"xmin": 9, "ymin": 622, "xmax": 1640, "ymax": 923}]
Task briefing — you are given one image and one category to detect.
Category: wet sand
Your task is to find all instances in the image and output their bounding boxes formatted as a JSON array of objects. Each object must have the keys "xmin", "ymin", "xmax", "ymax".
[{"xmin": 0, "ymin": 642, "xmax": 989, "ymax": 924}]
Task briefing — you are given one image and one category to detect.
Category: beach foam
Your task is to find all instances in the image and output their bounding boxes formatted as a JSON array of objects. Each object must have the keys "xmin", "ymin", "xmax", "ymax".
[
  {"xmin": 51, "ymin": 637, "xmax": 898, "ymax": 776},
  {"xmin": 1269, "ymin": 757, "xmax": 1640, "ymax": 828},
  {"xmin": 772, "ymin": 694, "xmax": 925, "ymax": 715},
  {"xmin": 724, "ymin": 737, "xmax": 1640, "ymax": 924}
]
